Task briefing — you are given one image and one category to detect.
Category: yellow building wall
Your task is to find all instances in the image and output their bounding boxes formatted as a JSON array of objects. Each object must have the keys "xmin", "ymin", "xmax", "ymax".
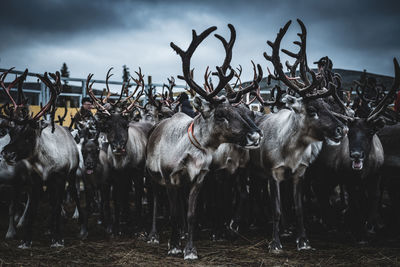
[{"xmin": 28, "ymin": 106, "xmax": 94, "ymax": 127}]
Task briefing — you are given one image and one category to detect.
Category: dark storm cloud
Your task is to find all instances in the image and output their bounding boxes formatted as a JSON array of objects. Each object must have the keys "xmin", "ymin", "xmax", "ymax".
[{"xmin": 0, "ymin": 0, "xmax": 399, "ymax": 81}]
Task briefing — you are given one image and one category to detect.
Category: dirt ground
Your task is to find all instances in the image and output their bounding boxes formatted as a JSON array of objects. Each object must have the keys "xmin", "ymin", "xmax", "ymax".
[{"xmin": 0, "ymin": 203, "xmax": 399, "ymax": 267}]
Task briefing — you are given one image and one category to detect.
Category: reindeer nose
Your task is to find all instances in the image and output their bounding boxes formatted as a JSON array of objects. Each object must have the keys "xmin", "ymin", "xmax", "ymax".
[
  {"xmin": 3, "ymin": 151, "xmax": 16, "ymax": 162},
  {"xmin": 350, "ymin": 150, "xmax": 364, "ymax": 159}
]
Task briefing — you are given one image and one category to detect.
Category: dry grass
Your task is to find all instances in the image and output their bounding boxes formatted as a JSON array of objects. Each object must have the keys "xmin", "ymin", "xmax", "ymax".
[{"xmin": 0, "ymin": 203, "xmax": 399, "ymax": 266}]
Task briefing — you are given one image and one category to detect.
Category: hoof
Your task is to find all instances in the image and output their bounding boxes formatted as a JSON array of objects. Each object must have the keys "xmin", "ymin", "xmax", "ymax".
[
  {"xmin": 147, "ymin": 232, "xmax": 160, "ymax": 244},
  {"xmin": 79, "ymin": 229, "xmax": 88, "ymax": 240},
  {"xmin": 18, "ymin": 241, "xmax": 32, "ymax": 249},
  {"xmin": 281, "ymin": 229, "xmax": 293, "ymax": 237},
  {"xmin": 106, "ymin": 225, "xmax": 113, "ymax": 235},
  {"xmin": 5, "ymin": 229, "xmax": 16, "ymax": 240},
  {"xmin": 168, "ymin": 240, "xmax": 182, "ymax": 256},
  {"xmin": 211, "ymin": 233, "xmax": 217, "ymax": 242},
  {"xmin": 269, "ymin": 240, "xmax": 283, "ymax": 254},
  {"xmin": 168, "ymin": 247, "xmax": 182, "ymax": 256},
  {"xmin": 296, "ymin": 237, "xmax": 312, "ymax": 250},
  {"xmin": 50, "ymin": 239, "xmax": 65, "ymax": 248},
  {"xmin": 357, "ymin": 239, "xmax": 368, "ymax": 245},
  {"xmin": 97, "ymin": 219, "xmax": 102, "ymax": 225},
  {"xmin": 184, "ymin": 247, "xmax": 198, "ymax": 260},
  {"xmin": 229, "ymin": 219, "xmax": 239, "ymax": 233}
]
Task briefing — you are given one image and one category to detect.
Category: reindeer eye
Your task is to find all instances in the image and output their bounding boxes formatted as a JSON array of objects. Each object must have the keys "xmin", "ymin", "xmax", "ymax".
[
  {"xmin": 307, "ymin": 107, "xmax": 318, "ymax": 117},
  {"xmin": 217, "ymin": 116, "xmax": 228, "ymax": 124}
]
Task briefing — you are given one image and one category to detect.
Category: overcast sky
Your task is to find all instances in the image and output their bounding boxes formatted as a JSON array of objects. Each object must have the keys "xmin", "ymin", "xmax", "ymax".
[{"xmin": 1, "ymin": 0, "xmax": 399, "ymax": 91}]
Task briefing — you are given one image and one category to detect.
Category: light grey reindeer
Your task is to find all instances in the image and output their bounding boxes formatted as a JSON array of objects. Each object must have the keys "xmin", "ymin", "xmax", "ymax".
[
  {"xmin": 146, "ymin": 24, "xmax": 262, "ymax": 260},
  {"xmin": 86, "ymin": 68, "xmax": 151, "ymax": 234},
  {"xmin": 249, "ymin": 19, "xmax": 347, "ymax": 253},
  {"xmin": 0, "ymin": 70, "xmax": 81, "ymax": 248}
]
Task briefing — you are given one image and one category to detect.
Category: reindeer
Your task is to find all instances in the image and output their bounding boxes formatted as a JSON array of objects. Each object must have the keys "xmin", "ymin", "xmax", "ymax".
[
  {"xmin": 86, "ymin": 68, "xmax": 151, "ymax": 234},
  {"xmin": 249, "ymin": 19, "xmax": 347, "ymax": 253},
  {"xmin": 0, "ymin": 70, "xmax": 29, "ymax": 240},
  {"xmin": 307, "ymin": 59, "xmax": 399, "ymax": 240},
  {"xmin": 378, "ymin": 120, "xmax": 400, "ymax": 233},
  {"xmin": 0, "ymin": 69, "xmax": 82, "ymax": 248},
  {"xmin": 78, "ymin": 125, "xmax": 110, "ymax": 231},
  {"xmin": 146, "ymin": 24, "xmax": 262, "ymax": 260},
  {"xmin": 134, "ymin": 83, "xmax": 175, "ymax": 124}
]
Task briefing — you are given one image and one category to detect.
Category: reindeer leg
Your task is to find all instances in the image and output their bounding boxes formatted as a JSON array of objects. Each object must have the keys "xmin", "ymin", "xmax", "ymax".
[
  {"xmin": 112, "ymin": 179, "xmax": 121, "ymax": 236},
  {"xmin": 347, "ymin": 183, "xmax": 365, "ymax": 242},
  {"xmin": 6, "ymin": 189, "xmax": 17, "ymax": 239},
  {"xmin": 147, "ymin": 184, "xmax": 159, "ymax": 244},
  {"xmin": 293, "ymin": 166, "xmax": 311, "ymax": 250},
  {"xmin": 120, "ymin": 174, "xmax": 131, "ymax": 226},
  {"xmin": 167, "ymin": 187, "xmax": 182, "ymax": 255},
  {"xmin": 20, "ymin": 179, "xmax": 40, "ymax": 249},
  {"xmin": 68, "ymin": 174, "xmax": 87, "ymax": 240},
  {"xmin": 280, "ymin": 180, "xmax": 293, "ymax": 237},
  {"xmin": 6, "ymin": 196, "xmax": 17, "ymax": 239},
  {"xmin": 133, "ymin": 174, "xmax": 144, "ymax": 229},
  {"xmin": 184, "ymin": 172, "xmax": 206, "ymax": 260},
  {"xmin": 17, "ymin": 192, "xmax": 30, "ymax": 229},
  {"xmin": 50, "ymin": 176, "xmax": 66, "ymax": 247},
  {"xmin": 102, "ymin": 183, "xmax": 112, "ymax": 234},
  {"xmin": 366, "ymin": 174, "xmax": 382, "ymax": 235},
  {"xmin": 231, "ymin": 169, "xmax": 249, "ymax": 233},
  {"xmin": 269, "ymin": 167, "xmax": 284, "ymax": 253}
]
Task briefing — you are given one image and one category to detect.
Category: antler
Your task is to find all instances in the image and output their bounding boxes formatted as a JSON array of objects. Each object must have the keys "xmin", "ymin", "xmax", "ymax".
[
  {"xmin": 56, "ymin": 102, "xmax": 68, "ymax": 126},
  {"xmin": 161, "ymin": 76, "xmax": 176, "ymax": 106},
  {"xmin": 34, "ymin": 72, "xmax": 61, "ymax": 123},
  {"xmin": 227, "ymin": 61, "xmax": 263, "ymax": 104},
  {"xmin": 0, "ymin": 68, "xmax": 28, "ymax": 114},
  {"xmin": 86, "ymin": 74, "xmax": 111, "ymax": 116},
  {"xmin": 166, "ymin": 76, "xmax": 176, "ymax": 101},
  {"xmin": 230, "ymin": 65, "xmax": 243, "ymax": 92},
  {"xmin": 367, "ymin": 58, "xmax": 400, "ymax": 122},
  {"xmin": 112, "ymin": 78, "xmax": 131, "ymax": 106},
  {"xmin": 170, "ymin": 25, "xmax": 234, "ymax": 103},
  {"xmin": 122, "ymin": 67, "xmax": 145, "ymax": 114},
  {"xmin": 255, "ymin": 84, "xmax": 285, "ymax": 110},
  {"xmin": 103, "ymin": 67, "xmax": 114, "ymax": 104},
  {"xmin": 354, "ymin": 78, "xmax": 385, "ymax": 104},
  {"xmin": 316, "ymin": 56, "xmax": 353, "ymax": 117},
  {"xmin": 264, "ymin": 19, "xmax": 330, "ymax": 99}
]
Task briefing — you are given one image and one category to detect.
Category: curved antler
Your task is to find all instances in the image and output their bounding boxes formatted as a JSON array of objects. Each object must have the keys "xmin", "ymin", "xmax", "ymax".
[
  {"xmin": 264, "ymin": 19, "xmax": 329, "ymax": 99},
  {"xmin": 0, "ymin": 68, "xmax": 28, "ymax": 114},
  {"xmin": 103, "ymin": 67, "xmax": 114, "ymax": 104},
  {"xmin": 86, "ymin": 74, "xmax": 111, "ymax": 116},
  {"xmin": 228, "ymin": 61, "xmax": 263, "ymax": 104},
  {"xmin": 171, "ymin": 25, "xmax": 235, "ymax": 103},
  {"xmin": 34, "ymin": 71, "xmax": 61, "ymax": 122},
  {"xmin": 122, "ymin": 67, "xmax": 145, "ymax": 114},
  {"xmin": 367, "ymin": 58, "xmax": 400, "ymax": 122}
]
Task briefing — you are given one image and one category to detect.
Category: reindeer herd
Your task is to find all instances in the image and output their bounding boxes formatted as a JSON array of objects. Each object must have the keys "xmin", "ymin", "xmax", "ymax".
[{"xmin": 0, "ymin": 19, "xmax": 399, "ymax": 260}]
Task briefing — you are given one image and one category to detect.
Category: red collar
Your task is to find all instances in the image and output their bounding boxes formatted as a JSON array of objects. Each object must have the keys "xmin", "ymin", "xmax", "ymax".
[{"xmin": 188, "ymin": 120, "xmax": 205, "ymax": 151}]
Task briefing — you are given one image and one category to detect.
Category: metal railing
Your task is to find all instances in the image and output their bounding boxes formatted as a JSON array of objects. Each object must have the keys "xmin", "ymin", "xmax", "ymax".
[
  {"xmin": 0, "ymin": 68, "xmax": 363, "ymax": 112},
  {"xmin": 0, "ymin": 68, "xmax": 190, "ymax": 107}
]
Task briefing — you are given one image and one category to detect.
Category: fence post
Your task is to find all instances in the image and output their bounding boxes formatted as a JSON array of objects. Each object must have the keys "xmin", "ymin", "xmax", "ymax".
[{"xmin": 80, "ymin": 80, "xmax": 85, "ymax": 104}]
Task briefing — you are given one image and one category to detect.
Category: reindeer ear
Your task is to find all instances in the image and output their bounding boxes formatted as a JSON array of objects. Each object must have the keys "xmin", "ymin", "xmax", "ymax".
[
  {"xmin": 193, "ymin": 96, "xmax": 213, "ymax": 118},
  {"xmin": 282, "ymin": 95, "xmax": 302, "ymax": 112},
  {"xmin": 369, "ymin": 117, "xmax": 386, "ymax": 132}
]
